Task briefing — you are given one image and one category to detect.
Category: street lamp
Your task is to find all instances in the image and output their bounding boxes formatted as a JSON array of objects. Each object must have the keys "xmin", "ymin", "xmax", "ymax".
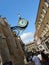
[
  {"xmin": 11, "ymin": 17, "xmax": 28, "ymax": 30},
  {"xmin": 11, "ymin": 16, "xmax": 29, "ymax": 35}
]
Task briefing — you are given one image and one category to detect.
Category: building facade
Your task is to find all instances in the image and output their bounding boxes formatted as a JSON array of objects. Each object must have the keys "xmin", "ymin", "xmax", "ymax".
[
  {"xmin": 34, "ymin": 0, "xmax": 49, "ymax": 51},
  {"xmin": 0, "ymin": 17, "xmax": 25, "ymax": 65},
  {"xmin": 25, "ymin": 42, "xmax": 37, "ymax": 53}
]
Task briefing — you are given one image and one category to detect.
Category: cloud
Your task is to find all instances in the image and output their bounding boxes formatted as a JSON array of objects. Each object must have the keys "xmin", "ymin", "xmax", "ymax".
[{"xmin": 20, "ymin": 32, "xmax": 34, "ymax": 44}]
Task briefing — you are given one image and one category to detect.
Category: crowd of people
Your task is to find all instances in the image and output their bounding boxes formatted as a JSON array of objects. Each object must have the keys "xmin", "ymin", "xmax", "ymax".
[{"xmin": 26, "ymin": 50, "xmax": 49, "ymax": 65}]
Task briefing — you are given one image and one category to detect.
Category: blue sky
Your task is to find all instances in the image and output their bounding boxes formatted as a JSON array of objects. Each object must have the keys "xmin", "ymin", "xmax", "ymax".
[{"xmin": 0, "ymin": 0, "xmax": 40, "ymax": 44}]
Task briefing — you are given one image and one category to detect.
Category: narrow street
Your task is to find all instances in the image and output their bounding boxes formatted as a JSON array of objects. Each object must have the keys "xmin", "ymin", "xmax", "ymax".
[{"xmin": 0, "ymin": 0, "xmax": 49, "ymax": 65}]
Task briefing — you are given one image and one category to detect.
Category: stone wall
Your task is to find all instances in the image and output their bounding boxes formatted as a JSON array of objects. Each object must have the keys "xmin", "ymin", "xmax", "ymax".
[{"xmin": 0, "ymin": 18, "xmax": 25, "ymax": 65}]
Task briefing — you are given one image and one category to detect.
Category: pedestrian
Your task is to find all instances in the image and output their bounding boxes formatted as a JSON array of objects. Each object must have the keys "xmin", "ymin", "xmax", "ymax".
[
  {"xmin": 41, "ymin": 51, "xmax": 49, "ymax": 65},
  {"xmin": 32, "ymin": 52, "xmax": 42, "ymax": 65}
]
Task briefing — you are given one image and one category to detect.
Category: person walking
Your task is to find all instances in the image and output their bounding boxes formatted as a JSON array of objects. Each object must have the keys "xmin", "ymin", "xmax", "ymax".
[
  {"xmin": 41, "ymin": 52, "xmax": 49, "ymax": 65},
  {"xmin": 32, "ymin": 52, "xmax": 42, "ymax": 65}
]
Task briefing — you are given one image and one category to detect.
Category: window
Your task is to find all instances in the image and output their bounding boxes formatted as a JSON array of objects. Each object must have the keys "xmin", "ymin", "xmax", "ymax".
[
  {"xmin": 45, "ymin": 27, "xmax": 48, "ymax": 32},
  {"xmin": 46, "ymin": 23, "xmax": 49, "ymax": 28},
  {"xmin": 38, "ymin": 21, "xmax": 41, "ymax": 24},
  {"xmin": 40, "ymin": 18, "xmax": 43, "ymax": 22},
  {"xmin": 41, "ymin": 14, "xmax": 45, "ymax": 18},
  {"xmin": 42, "ymin": 9, "xmax": 47, "ymax": 14},
  {"xmin": 44, "ymin": 0, "xmax": 49, "ymax": 7},
  {"xmin": 42, "ymin": 6, "xmax": 47, "ymax": 14},
  {"xmin": 45, "ymin": 41, "xmax": 49, "ymax": 49},
  {"xmin": 43, "ymin": 30, "xmax": 46, "ymax": 34}
]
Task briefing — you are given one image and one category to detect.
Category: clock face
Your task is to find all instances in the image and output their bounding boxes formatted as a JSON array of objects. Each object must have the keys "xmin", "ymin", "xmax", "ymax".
[{"xmin": 18, "ymin": 19, "xmax": 28, "ymax": 27}]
